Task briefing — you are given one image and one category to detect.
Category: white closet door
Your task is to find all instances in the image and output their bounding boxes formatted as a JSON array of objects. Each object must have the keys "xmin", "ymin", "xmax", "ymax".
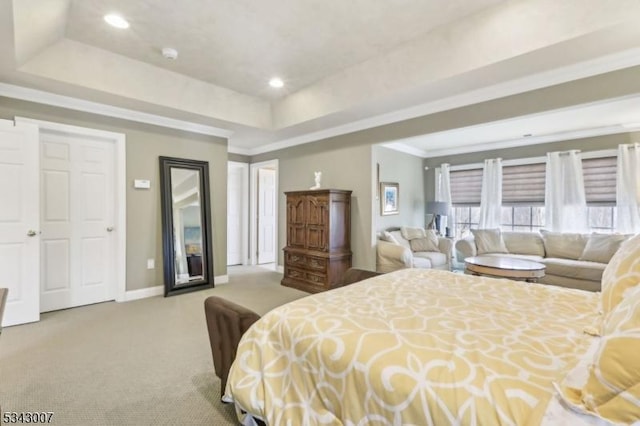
[
  {"xmin": 0, "ymin": 120, "xmax": 40, "ymax": 326},
  {"xmin": 227, "ymin": 165, "xmax": 243, "ymax": 266},
  {"xmin": 40, "ymin": 132, "xmax": 115, "ymax": 312},
  {"xmin": 257, "ymin": 168, "xmax": 276, "ymax": 264}
]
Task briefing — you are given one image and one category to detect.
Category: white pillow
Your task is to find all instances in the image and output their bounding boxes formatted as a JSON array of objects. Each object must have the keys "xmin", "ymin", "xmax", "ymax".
[
  {"xmin": 409, "ymin": 230, "xmax": 439, "ymax": 252},
  {"xmin": 471, "ymin": 229, "xmax": 508, "ymax": 255},
  {"xmin": 379, "ymin": 231, "xmax": 399, "ymax": 244},
  {"xmin": 400, "ymin": 226, "xmax": 426, "ymax": 240},
  {"xmin": 579, "ymin": 233, "xmax": 629, "ymax": 264},
  {"xmin": 540, "ymin": 230, "xmax": 588, "ymax": 260}
]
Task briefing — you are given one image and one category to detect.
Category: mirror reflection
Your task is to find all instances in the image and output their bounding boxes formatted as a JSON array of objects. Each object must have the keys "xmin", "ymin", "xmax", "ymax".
[
  {"xmin": 159, "ymin": 156, "xmax": 214, "ymax": 297},
  {"xmin": 171, "ymin": 168, "xmax": 204, "ymax": 285}
]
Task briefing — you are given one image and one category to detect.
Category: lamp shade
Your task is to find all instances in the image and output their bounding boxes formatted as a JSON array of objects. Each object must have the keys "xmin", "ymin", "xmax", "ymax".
[{"xmin": 425, "ymin": 201, "xmax": 449, "ymax": 216}]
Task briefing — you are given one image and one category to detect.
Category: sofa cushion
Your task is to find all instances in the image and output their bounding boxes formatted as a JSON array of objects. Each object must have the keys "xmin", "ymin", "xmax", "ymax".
[
  {"xmin": 542, "ymin": 258, "xmax": 606, "ymax": 282},
  {"xmin": 579, "ymin": 233, "xmax": 629, "ymax": 264},
  {"xmin": 413, "ymin": 251, "xmax": 447, "ymax": 268},
  {"xmin": 379, "ymin": 231, "xmax": 399, "ymax": 245},
  {"xmin": 502, "ymin": 232, "xmax": 545, "ymax": 256},
  {"xmin": 389, "ymin": 230, "xmax": 411, "ymax": 250},
  {"xmin": 471, "ymin": 229, "xmax": 508, "ymax": 254},
  {"xmin": 409, "ymin": 231, "xmax": 439, "ymax": 252},
  {"xmin": 540, "ymin": 230, "xmax": 588, "ymax": 260},
  {"xmin": 400, "ymin": 226, "xmax": 426, "ymax": 240},
  {"xmin": 412, "ymin": 256, "xmax": 432, "ymax": 268}
]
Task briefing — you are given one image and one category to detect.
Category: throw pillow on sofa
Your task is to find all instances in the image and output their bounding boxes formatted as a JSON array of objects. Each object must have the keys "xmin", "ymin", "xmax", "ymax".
[
  {"xmin": 409, "ymin": 231, "xmax": 439, "ymax": 252},
  {"xmin": 471, "ymin": 229, "xmax": 508, "ymax": 255},
  {"xmin": 400, "ymin": 226, "xmax": 426, "ymax": 240},
  {"xmin": 579, "ymin": 233, "xmax": 629, "ymax": 264},
  {"xmin": 379, "ymin": 231, "xmax": 399, "ymax": 244},
  {"xmin": 540, "ymin": 230, "xmax": 588, "ymax": 260}
]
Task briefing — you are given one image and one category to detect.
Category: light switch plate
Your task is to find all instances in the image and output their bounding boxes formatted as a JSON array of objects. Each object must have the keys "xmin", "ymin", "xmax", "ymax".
[
  {"xmin": 147, "ymin": 259, "xmax": 155, "ymax": 269},
  {"xmin": 134, "ymin": 179, "xmax": 151, "ymax": 189}
]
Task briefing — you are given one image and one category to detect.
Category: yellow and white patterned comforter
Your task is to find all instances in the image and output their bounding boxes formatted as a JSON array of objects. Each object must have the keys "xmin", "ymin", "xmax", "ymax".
[{"xmin": 224, "ymin": 269, "xmax": 600, "ymax": 425}]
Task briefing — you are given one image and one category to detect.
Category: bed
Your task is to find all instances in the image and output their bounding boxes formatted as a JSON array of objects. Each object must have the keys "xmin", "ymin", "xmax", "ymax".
[{"xmin": 223, "ymin": 239, "xmax": 640, "ymax": 425}]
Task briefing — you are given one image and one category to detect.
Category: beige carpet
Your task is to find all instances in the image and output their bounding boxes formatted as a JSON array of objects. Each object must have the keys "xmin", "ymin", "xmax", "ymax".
[{"xmin": 0, "ymin": 266, "xmax": 308, "ymax": 426}]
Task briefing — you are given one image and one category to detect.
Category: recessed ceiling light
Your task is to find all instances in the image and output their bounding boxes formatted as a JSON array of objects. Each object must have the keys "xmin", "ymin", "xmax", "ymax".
[
  {"xmin": 104, "ymin": 14, "xmax": 130, "ymax": 29},
  {"xmin": 269, "ymin": 77, "xmax": 284, "ymax": 88},
  {"xmin": 162, "ymin": 47, "xmax": 178, "ymax": 60}
]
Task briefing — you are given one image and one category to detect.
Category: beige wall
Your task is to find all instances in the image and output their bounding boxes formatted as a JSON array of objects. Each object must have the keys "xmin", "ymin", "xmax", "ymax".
[
  {"xmin": 374, "ymin": 146, "xmax": 425, "ymax": 231},
  {"xmin": 252, "ymin": 139, "xmax": 375, "ymax": 270},
  {"xmin": 228, "ymin": 152, "xmax": 250, "ymax": 163},
  {"xmin": 423, "ymin": 132, "xmax": 640, "ymax": 200},
  {"xmin": 0, "ymin": 97, "xmax": 228, "ymax": 292}
]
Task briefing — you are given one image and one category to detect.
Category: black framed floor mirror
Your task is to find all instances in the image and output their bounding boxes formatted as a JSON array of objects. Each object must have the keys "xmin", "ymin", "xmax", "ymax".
[{"xmin": 159, "ymin": 156, "xmax": 214, "ymax": 296}]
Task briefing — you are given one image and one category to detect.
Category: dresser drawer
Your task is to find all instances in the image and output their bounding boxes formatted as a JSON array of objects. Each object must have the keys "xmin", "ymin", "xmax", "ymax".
[
  {"xmin": 286, "ymin": 252, "xmax": 307, "ymax": 268},
  {"xmin": 305, "ymin": 271, "xmax": 326, "ymax": 287},
  {"xmin": 285, "ymin": 266, "xmax": 306, "ymax": 281},
  {"xmin": 306, "ymin": 255, "xmax": 327, "ymax": 272}
]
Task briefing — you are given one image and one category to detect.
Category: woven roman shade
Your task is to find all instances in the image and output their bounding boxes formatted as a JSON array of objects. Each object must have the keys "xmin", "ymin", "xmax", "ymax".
[
  {"xmin": 450, "ymin": 168, "xmax": 483, "ymax": 205},
  {"xmin": 450, "ymin": 155, "xmax": 616, "ymax": 207},
  {"xmin": 502, "ymin": 162, "xmax": 546, "ymax": 205},
  {"xmin": 582, "ymin": 156, "xmax": 616, "ymax": 204}
]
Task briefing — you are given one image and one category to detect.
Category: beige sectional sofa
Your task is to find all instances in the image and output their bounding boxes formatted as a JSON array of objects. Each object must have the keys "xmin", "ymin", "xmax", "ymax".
[
  {"xmin": 455, "ymin": 229, "xmax": 629, "ymax": 292},
  {"xmin": 377, "ymin": 227, "xmax": 453, "ymax": 273}
]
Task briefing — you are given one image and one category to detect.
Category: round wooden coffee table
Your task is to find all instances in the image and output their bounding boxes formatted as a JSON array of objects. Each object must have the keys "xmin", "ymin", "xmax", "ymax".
[{"xmin": 464, "ymin": 256, "xmax": 545, "ymax": 282}]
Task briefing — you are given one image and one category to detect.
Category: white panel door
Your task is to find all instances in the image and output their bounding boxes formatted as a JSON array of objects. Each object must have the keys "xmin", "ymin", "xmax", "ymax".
[
  {"xmin": 227, "ymin": 165, "xmax": 243, "ymax": 266},
  {"xmin": 257, "ymin": 168, "xmax": 275, "ymax": 264},
  {"xmin": 40, "ymin": 132, "xmax": 115, "ymax": 312},
  {"xmin": 0, "ymin": 120, "xmax": 40, "ymax": 327}
]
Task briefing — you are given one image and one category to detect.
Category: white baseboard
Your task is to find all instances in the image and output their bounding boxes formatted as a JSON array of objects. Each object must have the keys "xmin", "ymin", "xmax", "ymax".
[
  {"xmin": 215, "ymin": 275, "xmax": 229, "ymax": 285},
  {"xmin": 122, "ymin": 275, "xmax": 229, "ymax": 301},
  {"xmin": 123, "ymin": 285, "xmax": 163, "ymax": 301},
  {"xmin": 277, "ymin": 265, "xmax": 284, "ymax": 273}
]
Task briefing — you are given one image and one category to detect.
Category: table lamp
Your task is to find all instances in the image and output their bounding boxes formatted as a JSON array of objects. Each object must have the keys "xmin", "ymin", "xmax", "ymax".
[{"xmin": 426, "ymin": 201, "xmax": 449, "ymax": 235}]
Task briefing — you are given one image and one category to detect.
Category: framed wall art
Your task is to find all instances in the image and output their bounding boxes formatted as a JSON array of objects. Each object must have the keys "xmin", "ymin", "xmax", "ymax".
[{"xmin": 380, "ymin": 182, "xmax": 399, "ymax": 215}]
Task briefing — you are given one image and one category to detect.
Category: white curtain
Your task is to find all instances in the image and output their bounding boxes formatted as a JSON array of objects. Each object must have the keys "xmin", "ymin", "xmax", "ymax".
[
  {"xmin": 616, "ymin": 143, "xmax": 640, "ymax": 233},
  {"xmin": 479, "ymin": 158, "xmax": 502, "ymax": 229},
  {"xmin": 545, "ymin": 150, "xmax": 587, "ymax": 232},
  {"xmin": 436, "ymin": 163, "xmax": 454, "ymax": 235}
]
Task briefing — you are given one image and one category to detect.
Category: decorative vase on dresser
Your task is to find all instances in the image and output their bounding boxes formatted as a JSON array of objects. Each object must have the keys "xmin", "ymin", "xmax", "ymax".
[{"xmin": 281, "ymin": 189, "xmax": 352, "ymax": 293}]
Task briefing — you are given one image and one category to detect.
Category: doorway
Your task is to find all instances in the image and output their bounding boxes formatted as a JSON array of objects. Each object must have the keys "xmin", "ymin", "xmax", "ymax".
[
  {"xmin": 9, "ymin": 117, "xmax": 125, "ymax": 324},
  {"xmin": 227, "ymin": 161, "xmax": 249, "ymax": 266},
  {"xmin": 250, "ymin": 160, "xmax": 278, "ymax": 266}
]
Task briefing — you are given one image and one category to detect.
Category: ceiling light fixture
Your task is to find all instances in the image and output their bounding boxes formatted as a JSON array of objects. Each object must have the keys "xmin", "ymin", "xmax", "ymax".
[
  {"xmin": 162, "ymin": 47, "xmax": 178, "ymax": 60},
  {"xmin": 269, "ymin": 77, "xmax": 284, "ymax": 88},
  {"xmin": 104, "ymin": 14, "xmax": 130, "ymax": 29}
]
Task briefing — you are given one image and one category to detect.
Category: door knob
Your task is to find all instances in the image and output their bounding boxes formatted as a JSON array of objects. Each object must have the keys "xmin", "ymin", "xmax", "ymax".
[
  {"xmin": 106, "ymin": 227, "xmax": 114, "ymax": 232},
  {"xmin": 27, "ymin": 229, "xmax": 38, "ymax": 237}
]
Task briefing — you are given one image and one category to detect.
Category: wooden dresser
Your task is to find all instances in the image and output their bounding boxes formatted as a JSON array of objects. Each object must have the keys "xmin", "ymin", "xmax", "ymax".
[{"xmin": 282, "ymin": 189, "xmax": 352, "ymax": 293}]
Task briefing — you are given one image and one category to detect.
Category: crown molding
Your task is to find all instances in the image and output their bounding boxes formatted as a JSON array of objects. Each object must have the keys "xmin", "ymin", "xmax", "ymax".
[
  {"xmin": 227, "ymin": 145, "xmax": 252, "ymax": 156},
  {"xmin": 421, "ymin": 125, "xmax": 631, "ymax": 158},
  {"xmin": 0, "ymin": 82, "xmax": 234, "ymax": 138},
  {"xmin": 379, "ymin": 142, "xmax": 428, "ymax": 158}
]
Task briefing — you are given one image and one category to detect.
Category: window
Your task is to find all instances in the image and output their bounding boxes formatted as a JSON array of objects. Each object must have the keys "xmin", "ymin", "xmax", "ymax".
[
  {"xmin": 584, "ymin": 156, "xmax": 617, "ymax": 233},
  {"xmin": 448, "ymin": 154, "xmax": 618, "ymax": 238},
  {"xmin": 452, "ymin": 206, "xmax": 480, "ymax": 238},
  {"xmin": 501, "ymin": 206, "xmax": 545, "ymax": 232}
]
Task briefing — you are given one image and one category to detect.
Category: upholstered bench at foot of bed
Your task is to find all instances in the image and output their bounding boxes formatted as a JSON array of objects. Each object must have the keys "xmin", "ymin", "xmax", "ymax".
[{"xmin": 204, "ymin": 296, "xmax": 261, "ymax": 397}]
